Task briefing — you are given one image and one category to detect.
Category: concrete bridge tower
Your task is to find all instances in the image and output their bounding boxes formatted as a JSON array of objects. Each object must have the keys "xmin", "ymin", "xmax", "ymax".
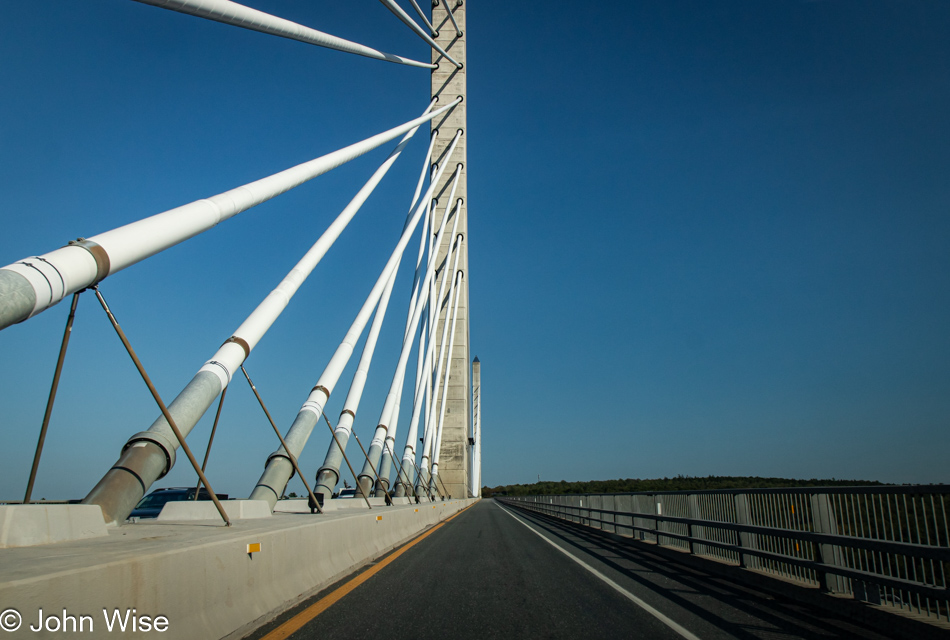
[{"xmin": 430, "ymin": 0, "xmax": 472, "ymax": 498}]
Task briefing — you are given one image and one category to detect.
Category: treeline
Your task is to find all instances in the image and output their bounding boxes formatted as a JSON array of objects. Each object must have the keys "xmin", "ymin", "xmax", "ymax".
[{"xmin": 481, "ymin": 475, "xmax": 884, "ymax": 497}]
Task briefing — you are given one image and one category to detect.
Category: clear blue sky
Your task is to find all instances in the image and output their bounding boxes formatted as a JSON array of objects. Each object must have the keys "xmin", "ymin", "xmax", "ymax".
[{"xmin": 1, "ymin": 1, "xmax": 948, "ymax": 501}]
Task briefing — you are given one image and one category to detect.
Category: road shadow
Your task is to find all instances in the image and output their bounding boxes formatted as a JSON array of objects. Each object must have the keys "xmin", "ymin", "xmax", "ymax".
[{"xmin": 502, "ymin": 502, "xmax": 948, "ymax": 640}]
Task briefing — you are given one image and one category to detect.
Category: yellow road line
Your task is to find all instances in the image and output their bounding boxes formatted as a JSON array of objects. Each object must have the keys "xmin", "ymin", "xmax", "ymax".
[{"xmin": 260, "ymin": 503, "xmax": 475, "ymax": 640}]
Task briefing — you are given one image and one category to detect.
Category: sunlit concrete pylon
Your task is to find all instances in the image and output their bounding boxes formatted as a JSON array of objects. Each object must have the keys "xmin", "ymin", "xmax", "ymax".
[{"xmin": 429, "ymin": 0, "xmax": 474, "ymax": 498}]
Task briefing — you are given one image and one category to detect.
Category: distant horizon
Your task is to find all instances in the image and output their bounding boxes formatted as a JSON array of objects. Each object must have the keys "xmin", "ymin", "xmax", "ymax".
[
  {"xmin": 486, "ymin": 475, "xmax": 904, "ymax": 487},
  {"xmin": 6, "ymin": 475, "xmax": 942, "ymax": 504}
]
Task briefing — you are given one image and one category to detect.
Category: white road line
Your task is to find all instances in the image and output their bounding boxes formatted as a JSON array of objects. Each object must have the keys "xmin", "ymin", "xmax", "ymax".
[{"xmin": 496, "ymin": 502, "xmax": 703, "ymax": 640}]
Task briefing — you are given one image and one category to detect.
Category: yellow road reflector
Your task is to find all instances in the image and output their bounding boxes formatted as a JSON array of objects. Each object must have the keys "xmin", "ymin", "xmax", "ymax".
[
  {"xmin": 247, "ymin": 543, "xmax": 262, "ymax": 554},
  {"xmin": 376, "ymin": 515, "xmax": 383, "ymax": 521},
  {"xmin": 414, "ymin": 509, "xmax": 419, "ymax": 513}
]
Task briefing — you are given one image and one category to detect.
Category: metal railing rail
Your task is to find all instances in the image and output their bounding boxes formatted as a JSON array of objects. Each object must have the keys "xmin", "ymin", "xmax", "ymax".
[{"xmin": 500, "ymin": 485, "xmax": 950, "ymax": 624}]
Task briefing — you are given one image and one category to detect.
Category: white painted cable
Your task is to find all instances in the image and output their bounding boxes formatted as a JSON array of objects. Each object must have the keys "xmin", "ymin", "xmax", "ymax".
[
  {"xmin": 430, "ymin": 268, "xmax": 464, "ymax": 489},
  {"xmin": 403, "ymin": 163, "xmax": 461, "ymax": 349},
  {"xmin": 313, "ymin": 133, "xmax": 435, "ymax": 495},
  {"xmin": 252, "ymin": 131, "xmax": 463, "ymax": 507},
  {"xmin": 197, "ymin": 104, "xmax": 437, "ymax": 390},
  {"xmin": 417, "ymin": 209, "xmax": 462, "ymax": 476},
  {"xmin": 399, "ymin": 312, "xmax": 433, "ymax": 470},
  {"xmin": 330, "ymin": 267, "xmax": 397, "ymax": 442},
  {"xmin": 408, "ymin": 0, "xmax": 437, "ymax": 36},
  {"xmin": 356, "ymin": 157, "xmax": 463, "ymax": 489},
  {"xmin": 81, "ymin": 102, "xmax": 439, "ymax": 523},
  {"xmin": 377, "ymin": 0, "xmax": 462, "ymax": 68},
  {"xmin": 0, "ymin": 99, "xmax": 460, "ymax": 332},
  {"xmin": 133, "ymin": 0, "xmax": 435, "ymax": 68},
  {"xmin": 442, "ymin": 0, "xmax": 463, "ymax": 37}
]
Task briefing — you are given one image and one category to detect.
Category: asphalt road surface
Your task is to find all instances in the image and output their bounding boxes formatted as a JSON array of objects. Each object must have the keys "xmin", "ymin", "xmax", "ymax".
[{"xmin": 248, "ymin": 499, "xmax": 905, "ymax": 640}]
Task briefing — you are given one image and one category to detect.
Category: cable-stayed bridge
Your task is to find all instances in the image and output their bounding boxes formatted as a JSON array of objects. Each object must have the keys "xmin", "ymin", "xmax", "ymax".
[
  {"xmin": 1, "ymin": 0, "xmax": 478, "ymax": 515},
  {"xmin": 1, "ymin": 3, "xmax": 948, "ymax": 639}
]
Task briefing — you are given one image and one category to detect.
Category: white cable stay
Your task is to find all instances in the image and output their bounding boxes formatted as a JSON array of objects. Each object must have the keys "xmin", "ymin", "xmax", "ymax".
[
  {"xmin": 402, "ymin": 134, "xmax": 442, "ymax": 342},
  {"xmin": 0, "ymin": 99, "xmax": 459, "ymax": 333},
  {"xmin": 313, "ymin": 134, "xmax": 438, "ymax": 499},
  {"xmin": 398, "ymin": 171, "xmax": 460, "ymax": 358},
  {"xmin": 132, "ymin": 0, "xmax": 435, "ymax": 68},
  {"xmin": 355, "ymin": 163, "xmax": 460, "ymax": 494},
  {"xmin": 372, "ymin": 134, "xmax": 443, "ymax": 495},
  {"xmin": 377, "ymin": 0, "xmax": 462, "ymax": 69},
  {"xmin": 376, "ymin": 371, "xmax": 407, "ymax": 493},
  {"xmin": 374, "ymin": 173, "xmax": 461, "ymax": 495},
  {"xmin": 82, "ymin": 104, "xmax": 435, "ymax": 524},
  {"xmin": 375, "ymin": 167, "xmax": 451, "ymax": 493},
  {"xmin": 391, "ymin": 311, "xmax": 432, "ymax": 496},
  {"xmin": 417, "ymin": 202, "xmax": 462, "ymax": 485},
  {"xmin": 250, "ymin": 130, "xmax": 463, "ymax": 510},
  {"xmin": 408, "ymin": 0, "xmax": 437, "ymax": 36},
  {"xmin": 392, "ymin": 190, "xmax": 449, "ymax": 496},
  {"xmin": 429, "ymin": 268, "xmax": 464, "ymax": 494},
  {"xmin": 313, "ymin": 266, "xmax": 399, "ymax": 498},
  {"xmin": 441, "ymin": 0, "xmax": 463, "ymax": 38},
  {"xmin": 355, "ymin": 153, "xmax": 463, "ymax": 494}
]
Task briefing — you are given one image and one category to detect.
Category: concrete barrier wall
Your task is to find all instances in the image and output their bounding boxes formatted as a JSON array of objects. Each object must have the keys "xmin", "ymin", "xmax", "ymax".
[{"xmin": 0, "ymin": 499, "xmax": 477, "ymax": 639}]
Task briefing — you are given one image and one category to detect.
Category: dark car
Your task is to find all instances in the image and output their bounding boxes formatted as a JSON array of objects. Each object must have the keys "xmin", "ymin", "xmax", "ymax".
[{"xmin": 128, "ymin": 487, "xmax": 229, "ymax": 519}]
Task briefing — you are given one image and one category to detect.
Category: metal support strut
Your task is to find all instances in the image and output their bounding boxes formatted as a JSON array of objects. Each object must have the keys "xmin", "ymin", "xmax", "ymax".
[
  {"xmin": 194, "ymin": 385, "xmax": 228, "ymax": 499},
  {"xmin": 320, "ymin": 413, "xmax": 372, "ymax": 509},
  {"xmin": 92, "ymin": 287, "xmax": 231, "ymax": 526},
  {"xmin": 241, "ymin": 366, "xmax": 323, "ymax": 514},
  {"xmin": 384, "ymin": 440, "xmax": 418, "ymax": 502},
  {"xmin": 23, "ymin": 291, "xmax": 81, "ymax": 504},
  {"xmin": 350, "ymin": 428, "xmax": 395, "ymax": 505}
]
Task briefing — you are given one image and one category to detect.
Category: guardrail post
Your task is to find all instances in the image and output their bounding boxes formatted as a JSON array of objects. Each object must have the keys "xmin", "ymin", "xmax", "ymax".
[
  {"xmin": 607, "ymin": 494, "xmax": 616, "ymax": 533},
  {"xmin": 687, "ymin": 493, "xmax": 700, "ymax": 555},
  {"xmin": 810, "ymin": 493, "xmax": 846, "ymax": 593},
  {"xmin": 734, "ymin": 493, "xmax": 755, "ymax": 568},
  {"xmin": 633, "ymin": 494, "xmax": 653, "ymax": 542},
  {"xmin": 617, "ymin": 494, "xmax": 632, "ymax": 537},
  {"xmin": 655, "ymin": 494, "xmax": 664, "ymax": 546}
]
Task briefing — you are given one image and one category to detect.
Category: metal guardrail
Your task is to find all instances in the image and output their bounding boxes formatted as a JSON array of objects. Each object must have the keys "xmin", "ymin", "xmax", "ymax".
[{"xmin": 500, "ymin": 485, "xmax": 950, "ymax": 624}]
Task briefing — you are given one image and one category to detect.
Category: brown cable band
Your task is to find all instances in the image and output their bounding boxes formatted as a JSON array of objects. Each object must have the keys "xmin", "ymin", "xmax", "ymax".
[
  {"xmin": 311, "ymin": 385, "xmax": 330, "ymax": 398},
  {"xmin": 340, "ymin": 409, "xmax": 355, "ymax": 418},
  {"xmin": 376, "ymin": 424, "xmax": 389, "ymax": 434},
  {"xmin": 265, "ymin": 451, "xmax": 296, "ymax": 480},
  {"xmin": 67, "ymin": 239, "xmax": 111, "ymax": 285},
  {"xmin": 316, "ymin": 466, "xmax": 339, "ymax": 484},
  {"xmin": 223, "ymin": 336, "xmax": 250, "ymax": 359}
]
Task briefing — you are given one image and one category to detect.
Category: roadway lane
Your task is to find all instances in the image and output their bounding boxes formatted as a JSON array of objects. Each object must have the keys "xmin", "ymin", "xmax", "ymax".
[{"xmin": 248, "ymin": 499, "xmax": 901, "ymax": 640}]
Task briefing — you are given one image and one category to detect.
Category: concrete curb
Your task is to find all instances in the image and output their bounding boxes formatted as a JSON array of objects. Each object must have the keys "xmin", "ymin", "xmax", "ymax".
[
  {"xmin": 0, "ymin": 498, "xmax": 478, "ymax": 639},
  {"xmin": 0, "ymin": 505, "xmax": 108, "ymax": 548},
  {"xmin": 157, "ymin": 499, "xmax": 273, "ymax": 521}
]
